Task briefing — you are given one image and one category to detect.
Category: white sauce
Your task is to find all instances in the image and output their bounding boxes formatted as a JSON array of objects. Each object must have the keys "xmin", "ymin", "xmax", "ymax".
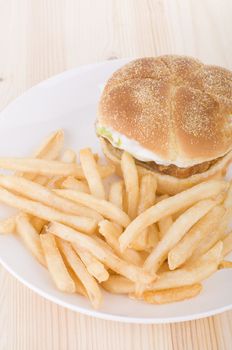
[
  {"xmin": 96, "ymin": 124, "xmax": 191, "ymax": 167},
  {"xmin": 97, "ymin": 124, "xmax": 222, "ymax": 168}
]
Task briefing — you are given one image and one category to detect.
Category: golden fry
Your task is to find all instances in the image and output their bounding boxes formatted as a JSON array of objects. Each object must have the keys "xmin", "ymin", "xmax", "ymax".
[
  {"xmin": 16, "ymin": 214, "xmax": 46, "ymax": 266},
  {"xmin": 40, "ymin": 233, "xmax": 76, "ymax": 293},
  {"xmin": 47, "ymin": 222, "xmax": 155, "ymax": 284},
  {"xmin": 189, "ymin": 214, "xmax": 228, "ymax": 264},
  {"xmin": 0, "ymin": 187, "xmax": 97, "ymax": 234},
  {"xmin": 0, "ymin": 158, "xmax": 115, "ymax": 178},
  {"xmin": 132, "ymin": 174, "xmax": 157, "ymax": 250},
  {"xmin": 121, "ymin": 152, "xmax": 139, "ymax": 219},
  {"xmin": 57, "ymin": 238, "xmax": 102, "ymax": 309},
  {"xmin": 168, "ymin": 205, "xmax": 225, "ymax": 270},
  {"xmin": 73, "ymin": 246, "xmax": 109, "ymax": 282},
  {"xmin": 0, "ymin": 216, "xmax": 16, "ymax": 234},
  {"xmin": 144, "ymin": 199, "xmax": 218, "ymax": 273},
  {"xmin": 109, "ymin": 181, "xmax": 124, "ymax": 210},
  {"xmin": 46, "ymin": 149, "xmax": 77, "ymax": 189},
  {"xmin": 158, "ymin": 216, "xmax": 173, "ymax": 240},
  {"xmin": 31, "ymin": 216, "xmax": 48, "ymax": 233},
  {"xmin": 156, "ymin": 195, "xmax": 173, "ymax": 239},
  {"xmin": 80, "ymin": 148, "xmax": 105, "ymax": 199},
  {"xmin": 138, "ymin": 174, "xmax": 157, "ymax": 214},
  {"xmin": 0, "ymin": 175, "xmax": 102, "ymax": 221},
  {"xmin": 18, "ymin": 129, "xmax": 64, "ymax": 181},
  {"xmin": 145, "ymin": 242, "xmax": 223, "ymax": 291},
  {"xmin": 224, "ymin": 183, "xmax": 232, "ymax": 209},
  {"xmin": 222, "ymin": 232, "xmax": 232, "ymax": 257},
  {"xmin": 219, "ymin": 260, "xmax": 232, "ymax": 269},
  {"xmin": 33, "ymin": 129, "xmax": 64, "ymax": 160},
  {"xmin": 142, "ymin": 284, "xmax": 202, "ymax": 304},
  {"xmin": 62, "ymin": 177, "xmax": 89, "ymax": 193},
  {"xmin": 98, "ymin": 220, "xmax": 143, "ymax": 266},
  {"xmin": 1, "ymin": 128, "xmax": 230, "ymax": 309},
  {"xmin": 54, "ymin": 189, "xmax": 130, "ymax": 227},
  {"xmin": 102, "ymin": 275, "xmax": 135, "ymax": 294},
  {"xmin": 119, "ymin": 180, "xmax": 227, "ymax": 252}
]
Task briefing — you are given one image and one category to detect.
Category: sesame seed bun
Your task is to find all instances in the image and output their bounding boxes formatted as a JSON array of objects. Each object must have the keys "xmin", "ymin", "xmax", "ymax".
[{"xmin": 97, "ymin": 56, "xmax": 232, "ymax": 167}]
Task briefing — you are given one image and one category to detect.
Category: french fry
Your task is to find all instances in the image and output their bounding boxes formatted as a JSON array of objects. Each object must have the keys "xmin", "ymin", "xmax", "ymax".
[
  {"xmin": 224, "ymin": 183, "xmax": 232, "ymax": 208},
  {"xmin": 189, "ymin": 215, "xmax": 229, "ymax": 264},
  {"xmin": 16, "ymin": 214, "xmax": 46, "ymax": 266},
  {"xmin": 146, "ymin": 224, "xmax": 160, "ymax": 250},
  {"xmin": 0, "ymin": 175, "xmax": 102, "ymax": 222},
  {"xmin": 97, "ymin": 219, "xmax": 123, "ymax": 238},
  {"xmin": 40, "ymin": 233, "xmax": 76, "ymax": 293},
  {"xmin": 119, "ymin": 180, "xmax": 227, "ymax": 252},
  {"xmin": 47, "ymin": 222, "xmax": 155, "ymax": 284},
  {"xmin": 108, "ymin": 181, "xmax": 124, "ymax": 210},
  {"xmin": 80, "ymin": 148, "xmax": 105, "ymax": 199},
  {"xmin": 144, "ymin": 199, "xmax": 218, "ymax": 273},
  {"xmin": 98, "ymin": 220, "xmax": 143, "ymax": 266},
  {"xmin": 73, "ymin": 246, "xmax": 109, "ymax": 282},
  {"xmin": 219, "ymin": 260, "xmax": 232, "ymax": 269},
  {"xmin": 69, "ymin": 272, "xmax": 87, "ymax": 296},
  {"xmin": 33, "ymin": 129, "xmax": 64, "ymax": 160},
  {"xmin": 145, "ymin": 241, "xmax": 223, "ymax": 291},
  {"xmin": 121, "ymin": 152, "xmax": 139, "ymax": 219},
  {"xmin": 222, "ymin": 232, "xmax": 232, "ymax": 257},
  {"xmin": 18, "ymin": 129, "xmax": 64, "ymax": 181},
  {"xmin": 102, "ymin": 275, "xmax": 135, "ymax": 294},
  {"xmin": 130, "ymin": 232, "xmax": 147, "ymax": 251},
  {"xmin": 156, "ymin": 195, "xmax": 173, "ymax": 239},
  {"xmin": 68, "ymin": 269, "xmax": 87, "ymax": 297},
  {"xmin": 0, "ymin": 158, "xmax": 115, "ymax": 179},
  {"xmin": 168, "ymin": 205, "xmax": 225, "ymax": 270},
  {"xmin": 62, "ymin": 177, "xmax": 89, "ymax": 193},
  {"xmin": 0, "ymin": 187, "xmax": 97, "ymax": 234},
  {"xmin": 54, "ymin": 189, "xmax": 130, "ymax": 227},
  {"xmin": 172, "ymin": 207, "xmax": 191, "ymax": 221},
  {"xmin": 31, "ymin": 216, "xmax": 47, "ymax": 233},
  {"xmin": 138, "ymin": 174, "xmax": 157, "ymax": 213},
  {"xmin": 14, "ymin": 130, "xmax": 65, "ymax": 228},
  {"xmin": 189, "ymin": 232, "xmax": 223, "ymax": 264},
  {"xmin": 157, "ymin": 261, "xmax": 170, "ymax": 274},
  {"xmin": 220, "ymin": 207, "xmax": 232, "ymax": 234},
  {"xmin": 47, "ymin": 149, "xmax": 77, "ymax": 189},
  {"xmin": 1, "ymin": 128, "xmax": 231, "ymax": 308},
  {"xmin": 132, "ymin": 174, "xmax": 157, "ymax": 250},
  {"xmin": 57, "ymin": 238, "xmax": 102, "ymax": 309},
  {"xmin": 102, "ymin": 278, "xmax": 203, "ymax": 303},
  {"xmin": 158, "ymin": 216, "xmax": 173, "ymax": 240},
  {"xmin": 0, "ymin": 216, "xmax": 16, "ymax": 234},
  {"xmin": 93, "ymin": 153, "xmax": 99, "ymax": 163},
  {"xmin": 61, "ymin": 149, "xmax": 77, "ymax": 163},
  {"xmin": 130, "ymin": 225, "xmax": 159, "ymax": 252},
  {"xmin": 142, "ymin": 284, "xmax": 202, "ymax": 304},
  {"xmin": 33, "ymin": 176, "xmax": 50, "ymax": 186},
  {"xmin": 200, "ymin": 241, "xmax": 223, "ymax": 262}
]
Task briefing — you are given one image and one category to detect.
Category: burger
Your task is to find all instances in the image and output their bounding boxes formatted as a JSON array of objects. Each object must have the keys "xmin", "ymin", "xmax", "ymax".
[{"xmin": 96, "ymin": 55, "xmax": 232, "ymax": 194}]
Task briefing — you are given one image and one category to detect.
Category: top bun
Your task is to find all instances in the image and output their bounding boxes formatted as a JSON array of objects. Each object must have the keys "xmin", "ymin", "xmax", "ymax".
[{"xmin": 97, "ymin": 55, "xmax": 232, "ymax": 167}]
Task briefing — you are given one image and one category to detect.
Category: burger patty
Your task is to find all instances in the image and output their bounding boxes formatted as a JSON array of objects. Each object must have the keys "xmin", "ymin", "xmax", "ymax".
[
  {"xmin": 104, "ymin": 139, "xmax": 221, "ymax": 178},
  {"xmin": 138, "ymin": 157, "xmax": 219, "ymax": 178}
]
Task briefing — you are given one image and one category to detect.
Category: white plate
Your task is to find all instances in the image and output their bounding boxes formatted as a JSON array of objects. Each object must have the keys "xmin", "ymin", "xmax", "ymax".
[{"xmin": 0, "ymin": 59, "xmax": 231, "ymax": 324}]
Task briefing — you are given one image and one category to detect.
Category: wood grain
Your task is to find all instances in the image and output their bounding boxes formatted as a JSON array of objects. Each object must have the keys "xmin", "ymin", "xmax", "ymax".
[{"xmin": 0, "ymin": 0, "xmax": 232, "ymax": 349}]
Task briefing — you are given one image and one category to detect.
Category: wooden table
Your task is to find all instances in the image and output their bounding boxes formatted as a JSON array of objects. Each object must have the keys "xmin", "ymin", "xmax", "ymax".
[{"xmin": 0, "ymin": 1, "xmax": 231, "ymax": 349}]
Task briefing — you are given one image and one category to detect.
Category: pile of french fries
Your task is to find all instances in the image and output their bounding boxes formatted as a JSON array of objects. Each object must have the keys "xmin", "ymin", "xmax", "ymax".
[{"xmin": 0, "ymin": 129, "xmax": 232, "ymax": 309}]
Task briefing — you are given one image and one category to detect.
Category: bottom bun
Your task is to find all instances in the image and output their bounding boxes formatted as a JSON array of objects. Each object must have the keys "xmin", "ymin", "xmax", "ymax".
[{"xmin": 100, "ymin": 138, "xmax": 232, "ymax": 195}]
